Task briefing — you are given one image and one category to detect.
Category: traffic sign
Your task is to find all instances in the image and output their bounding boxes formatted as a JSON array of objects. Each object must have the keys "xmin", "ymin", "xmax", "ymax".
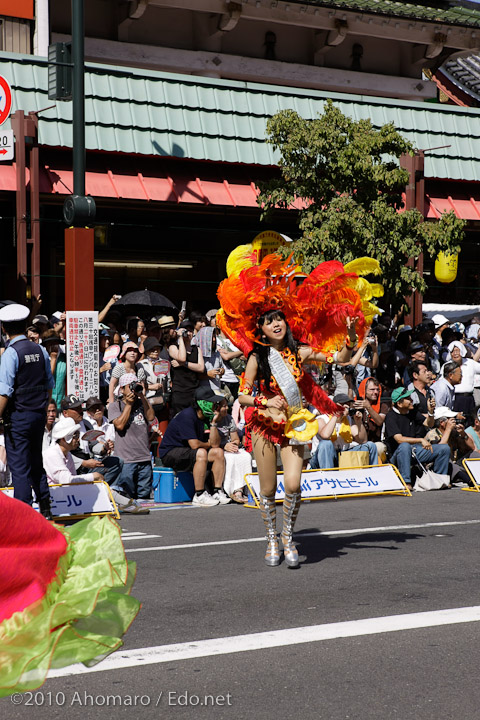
[
  {"xmin": 0, "ymin": 130, "xmax": 14, "ymax": 161},
  {"xmin": 0, "ymin": 75, "xmax": 12, "ymax": 126}
]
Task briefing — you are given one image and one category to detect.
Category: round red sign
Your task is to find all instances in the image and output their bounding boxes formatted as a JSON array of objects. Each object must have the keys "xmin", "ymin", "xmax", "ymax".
[{"xmin": 0, "ymin": 75, "xmax": 12, "ymax": 127}]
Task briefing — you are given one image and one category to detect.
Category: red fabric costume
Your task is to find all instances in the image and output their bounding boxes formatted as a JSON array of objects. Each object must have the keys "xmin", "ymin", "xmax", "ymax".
[{"xmin": 0, "ymin": 492, "xmax": 140, "ymax": 697}]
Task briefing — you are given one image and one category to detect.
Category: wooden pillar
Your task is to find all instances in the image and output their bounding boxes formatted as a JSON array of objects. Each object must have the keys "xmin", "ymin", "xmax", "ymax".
[
  {"xmin": 64, "ymin": 227, "xmax": 94, "ymax": 310},
  {"xmin": 401, "ymin": 151, "xmax": 425, "ymax": 328},
  {"xmin": 11, "ymin": 110, "xmax": 27, "ymax": 301},
  {"xmin": 11, "ymin": 110, "xmax": 40, "ymax": 303}
]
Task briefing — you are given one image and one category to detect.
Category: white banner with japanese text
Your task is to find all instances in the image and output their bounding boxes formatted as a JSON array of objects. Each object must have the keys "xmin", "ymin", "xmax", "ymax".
[
  {"xmin": 66, "ymin": 311, "xmax": 99, "ymax": 400},
  {"xmin": 245, "ymin": 464, "xmax": 408, "ymax": 506},
  {"xmin": 1, "ymin": 481, "xmax": 118, "ymax": 519}
]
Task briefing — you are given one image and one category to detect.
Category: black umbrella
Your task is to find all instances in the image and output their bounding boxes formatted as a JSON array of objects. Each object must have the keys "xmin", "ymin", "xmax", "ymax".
[{"xmin": 113, "ymin": 290, "xmax": 176, "ymax": 310}]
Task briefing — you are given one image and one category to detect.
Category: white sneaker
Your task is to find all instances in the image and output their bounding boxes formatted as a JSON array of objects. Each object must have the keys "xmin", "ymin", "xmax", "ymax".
[
  {"xmin": 121, "ymin": 501, "xmax": 150, "ymax": 514},
  {"xmin": 111, "ymin": 489, "xmax": 133, "ymax": 509},
  {"xmin": 111, "ymin": 489, "xmax": 150, "ymax": 514},
  {"xmin": 212, "ymin": 489, "xmax": 232, "ymax": 505},
  {"xmin": 192, "ymin": 491, "xmax": 220, "ymax": 507}
]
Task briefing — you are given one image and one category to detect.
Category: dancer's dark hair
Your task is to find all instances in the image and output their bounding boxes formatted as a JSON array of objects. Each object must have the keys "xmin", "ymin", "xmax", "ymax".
[{"xmin": 250, "ymin": 310, "xmax": 298, "ymax": 392}]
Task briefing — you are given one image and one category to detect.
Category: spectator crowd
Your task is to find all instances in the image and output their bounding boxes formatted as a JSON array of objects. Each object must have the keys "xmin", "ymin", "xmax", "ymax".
[{"xmin": 2, "ymin": 298, "xmax": 480, "ymax": 506}]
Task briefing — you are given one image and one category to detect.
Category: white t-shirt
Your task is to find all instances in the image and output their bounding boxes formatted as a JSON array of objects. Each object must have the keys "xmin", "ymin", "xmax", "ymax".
[
  {"xmin": 138, "ymin": 358, "xmax": 165, "ymax": 399},
  {"xmin": 82, "ymin": 413, "xmax": 115, "ymax": 455},
  {"xmin": 454, "ymin": 358, "xmax": 480, "ymax": 394},
  {"xmin": 317, "ymin": 414, "xmax": 360, "ymax": 451},
  {"xmin": 215, "ymin": 335, "xmax": 240, "ymax": 384}
]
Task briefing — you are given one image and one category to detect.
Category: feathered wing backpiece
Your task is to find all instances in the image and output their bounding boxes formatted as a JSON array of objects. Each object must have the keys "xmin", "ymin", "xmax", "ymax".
[
  {"xmin": 293, "ymin": 257, "xmax": 383, "ymax": 352},
  {"xmin": 217, "ymin": 252, "xmax": 383, "ymax": 413},
  {"xmin": 217, "ymin": 253, "xmax": 383, "ymax": 356}
]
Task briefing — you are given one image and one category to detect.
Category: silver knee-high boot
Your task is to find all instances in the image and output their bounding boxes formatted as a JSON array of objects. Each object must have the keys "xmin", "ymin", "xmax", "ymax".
[
  {"xmin": 281, "ymin": 491, "xmax": 302, "ymax": 568},
  {"xmin": 259, "ymin": 494, "xmax": 280, "ymax": 567}
]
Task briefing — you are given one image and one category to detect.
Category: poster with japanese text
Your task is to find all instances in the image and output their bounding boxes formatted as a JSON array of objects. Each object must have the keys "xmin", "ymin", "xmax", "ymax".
[{"xmin": 66, "ymin": 311, "xmax": 99, "ymax": 400}]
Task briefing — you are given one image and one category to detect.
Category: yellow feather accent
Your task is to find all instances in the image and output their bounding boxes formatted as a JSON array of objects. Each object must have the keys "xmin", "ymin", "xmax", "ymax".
[
  {"xmin": 226, "ymin": 244, "xmax": 255, "ymax": 277},
  {"xmin": 369, "ymin": 283, "xmax": 384, "ymax": 297},
  {"xmin": 352, "ymin": 277, "xmax": 373, "ymax": 301},
  {"xmin": 362, "ymin": 302, "xmax": 381, "ymax": 325},
  {"xmin": 330, "ymin": 418, "xmax": 353, "ymax": 444},
  {"xmin": 344, "ymin": 258, "xmax": 382, "ymax": 277}
]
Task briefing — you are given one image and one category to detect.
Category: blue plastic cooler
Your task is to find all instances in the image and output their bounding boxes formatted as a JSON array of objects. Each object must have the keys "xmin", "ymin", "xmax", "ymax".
[{"xmin": 152, "ymin": 468, "xmax": 195, "ymax": 503}]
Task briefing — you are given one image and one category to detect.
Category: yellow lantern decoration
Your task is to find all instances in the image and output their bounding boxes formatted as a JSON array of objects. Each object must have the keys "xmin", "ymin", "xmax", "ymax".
[{"xmin": 434, "ymin": 252, "xmax": 458, "ymax": 284}]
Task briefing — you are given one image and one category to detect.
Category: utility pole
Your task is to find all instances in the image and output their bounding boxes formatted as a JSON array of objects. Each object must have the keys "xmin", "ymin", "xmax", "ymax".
[{"xmin": 63, "ymin": 0, "xmax": 96, "ymax": 311}]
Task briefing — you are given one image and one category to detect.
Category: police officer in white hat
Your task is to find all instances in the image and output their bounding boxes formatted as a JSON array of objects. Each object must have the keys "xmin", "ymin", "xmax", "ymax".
[{"xmin": 0, "ymin": 303, "xmax": 55, "ymax": 518}]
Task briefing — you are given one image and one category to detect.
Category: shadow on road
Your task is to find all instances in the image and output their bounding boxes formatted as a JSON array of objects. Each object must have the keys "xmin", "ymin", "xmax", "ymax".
[{"xmin": 294, "ymin": 528, "xmax": 426, "ymax": 565}]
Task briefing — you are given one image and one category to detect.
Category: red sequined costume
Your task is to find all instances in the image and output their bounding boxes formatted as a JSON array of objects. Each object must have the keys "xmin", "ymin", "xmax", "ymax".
[{"xmin": 239, "ymin": 347, "xmax": 300, "ymax": 447}]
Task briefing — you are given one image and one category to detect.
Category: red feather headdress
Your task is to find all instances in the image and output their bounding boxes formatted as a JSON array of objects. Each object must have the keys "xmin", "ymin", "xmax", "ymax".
[{"xmin": 217, "ymin": 253, "xmax": 382, "ymax": 357}]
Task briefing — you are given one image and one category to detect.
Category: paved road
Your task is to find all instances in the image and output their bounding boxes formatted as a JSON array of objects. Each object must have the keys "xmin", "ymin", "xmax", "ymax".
[{"xmin": 5, "ymin": 489, "xmax": 480, "ymax": 719}]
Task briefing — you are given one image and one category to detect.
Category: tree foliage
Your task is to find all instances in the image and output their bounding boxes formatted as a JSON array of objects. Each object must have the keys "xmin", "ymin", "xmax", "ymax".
[{"xmin": 257, "ymin": 100, "xmax": 465, "ymax": 312}]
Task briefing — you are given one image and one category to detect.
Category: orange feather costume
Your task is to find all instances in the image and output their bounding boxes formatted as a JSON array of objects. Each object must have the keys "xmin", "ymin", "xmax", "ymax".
[{"xmin": 217, "ymin": 252, "xmax": 383, "ymax": 426}]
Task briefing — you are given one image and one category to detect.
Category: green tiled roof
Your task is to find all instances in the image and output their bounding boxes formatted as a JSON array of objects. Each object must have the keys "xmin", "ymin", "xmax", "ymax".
[
  {"xmin": 1, "ymin": 51, "xmax": 480, "ymax": 181},
  {"xmin": 290, "ymin": 1, "xmax": 480, "ymax": 27}
]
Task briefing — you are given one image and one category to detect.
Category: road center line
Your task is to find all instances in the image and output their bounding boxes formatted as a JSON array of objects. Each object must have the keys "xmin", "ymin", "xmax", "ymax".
[
  {"xmin": 124, "ymin": 519, "xmax": 480, "ymax": 553},
  {"xmin": 48, "ymin": 605, "xmax": 480, "ymax": 678}
]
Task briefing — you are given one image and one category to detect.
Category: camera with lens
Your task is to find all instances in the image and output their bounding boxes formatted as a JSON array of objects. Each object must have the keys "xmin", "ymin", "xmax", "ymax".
[
  {"xmin": 129, "ymin": 381, "xmax": 144, "ymax": 395},
  {"xmin": 348, "ymin": 407, "xmax": 359, "ymax": 417}
]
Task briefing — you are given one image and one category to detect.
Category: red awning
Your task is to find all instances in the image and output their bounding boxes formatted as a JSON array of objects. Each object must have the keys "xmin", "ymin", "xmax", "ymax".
[
  {"xmin": 0, "ymin": 163, "xmax": 262, "ymax": 207},
  {"xmin": 1, "ymin": 163, "xmax": 480, "ymax": 219},
  {"xmin": 426, "ymin": 191, "xmax": 480, "ymax": 221},
  {"xmin": 40, "ymin": 165, "xmax": 261, "ymax": 207}
]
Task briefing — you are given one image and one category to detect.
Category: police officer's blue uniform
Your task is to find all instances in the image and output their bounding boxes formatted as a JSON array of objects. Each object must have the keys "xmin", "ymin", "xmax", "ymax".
[{"xmin": 0, "ymin": 331, "xmax": 54, "ymax": 506}]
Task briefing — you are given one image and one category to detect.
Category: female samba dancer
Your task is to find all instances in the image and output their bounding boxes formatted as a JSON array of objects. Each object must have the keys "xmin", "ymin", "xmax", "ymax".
[
  {"xmin": 238, "ymin": 310, "xmax": 358, "ymax": 568},
  {"xmin": 216, "ymin": 251, "xmax": 383, "ymax": 569}
]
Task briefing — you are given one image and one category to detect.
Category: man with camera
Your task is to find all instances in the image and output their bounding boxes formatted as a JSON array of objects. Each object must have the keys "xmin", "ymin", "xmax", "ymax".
[
  {"xmin": 310, "ymin": 392, "xmax": 378, "ymax": 469},
  {"xmin": 108, "ymin": 372, "xmax": 156, "ymax": 499},
  {"xmin": 424, "ymin": 406, "xmax": 475, "ymax": 485},
  {"xmin": 406, "ymin": 361, "xmax": 432, "ymax": 416},
  {"xmin": 384, "ymin": 387, "xmax": 450, "ymax": 489},
  {"xmin": 355, "ymin": 377, "xmax": 389, "ymax": 459},
  {"xmin": 158, "ymin": 385, "xmax": 228, "ymax": 507}
]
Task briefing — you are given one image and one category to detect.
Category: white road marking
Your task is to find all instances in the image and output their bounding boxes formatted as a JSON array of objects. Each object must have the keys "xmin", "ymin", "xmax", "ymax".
[
  {"xmin": 121, "ymin": 532, "xmax": 162, "ymax": 541},
  {"xmin": 48, "ymin": 605, "xmax": 480, "ymax": 678},
  {"xmin": 124, "ymin": 519, "xmax": 480, "ymax": 553},
  {"xmin": 121, "ymin": 532, "xmax": 146, "ymax": 536}
]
